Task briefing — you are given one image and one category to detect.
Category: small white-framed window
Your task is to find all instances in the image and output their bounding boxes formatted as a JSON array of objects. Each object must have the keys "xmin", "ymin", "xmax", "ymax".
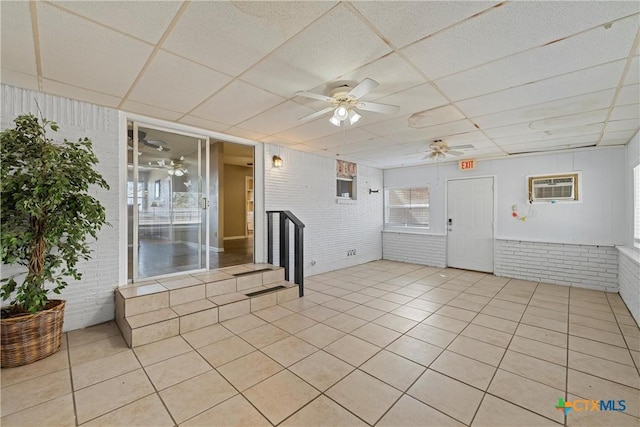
[
  {"xmin": 633, "ymin": 164, "xmax": 640, "ymax": 249},
  {"xmin": 385, "ymin": 187, "xmax": 430, "ymax": 228}
]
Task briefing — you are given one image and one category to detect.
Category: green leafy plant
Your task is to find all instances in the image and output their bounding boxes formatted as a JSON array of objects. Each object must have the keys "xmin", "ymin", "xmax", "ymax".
[{"xmin": 1, "ymin": 114, "xmax": 110, "ymax": 314}]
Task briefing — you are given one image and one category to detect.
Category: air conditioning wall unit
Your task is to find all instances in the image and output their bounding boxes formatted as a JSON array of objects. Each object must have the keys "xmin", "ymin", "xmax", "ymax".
[{"xmin": 527, "ymin": 172, "xmax": 581, "ymax": 202}]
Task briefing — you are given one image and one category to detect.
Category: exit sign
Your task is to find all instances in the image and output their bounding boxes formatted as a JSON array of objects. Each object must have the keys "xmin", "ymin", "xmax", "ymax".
[{"xmin": 459, "ymin": 159, "xmax": 476, "ymax": 170}]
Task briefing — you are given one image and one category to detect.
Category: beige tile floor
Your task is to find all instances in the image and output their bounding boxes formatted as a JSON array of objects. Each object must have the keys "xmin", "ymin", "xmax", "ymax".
[{"xmin": 2, "ymin": 260, "xmax": 639, "ymax": 426}]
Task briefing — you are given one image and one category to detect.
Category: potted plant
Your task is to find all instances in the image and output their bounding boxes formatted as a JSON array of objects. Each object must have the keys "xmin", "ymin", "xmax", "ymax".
[{"xmin": 1, "ymin": 114, "xmax": 109, "ymax": 368}]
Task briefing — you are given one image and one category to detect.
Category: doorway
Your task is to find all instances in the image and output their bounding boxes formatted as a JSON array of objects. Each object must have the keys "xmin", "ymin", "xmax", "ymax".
[
  {"xmin": 127, "ymin": 122, "xmax": 209, "ymax": 280},
  {"xmin": 446, "ymin": 177, "xmax": 495, "ymax": 273}
]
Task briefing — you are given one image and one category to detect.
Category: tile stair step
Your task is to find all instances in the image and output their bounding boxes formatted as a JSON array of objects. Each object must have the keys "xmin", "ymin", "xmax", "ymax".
[{"xmin": 116, "ymin": 276, "xmax": 299, "ymax": 348}]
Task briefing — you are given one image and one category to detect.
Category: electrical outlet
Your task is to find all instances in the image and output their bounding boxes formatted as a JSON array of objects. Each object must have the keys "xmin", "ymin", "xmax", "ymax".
[{"xmin": 346, "ymin": 249, "xmax": 357, "ymax": 257}]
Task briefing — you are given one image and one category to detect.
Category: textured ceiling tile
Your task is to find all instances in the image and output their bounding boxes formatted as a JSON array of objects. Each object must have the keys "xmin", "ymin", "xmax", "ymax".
[
  {"xmin": 493, "ymin": 126, "xmax": 604, "ymax": 147},
  {"xmin": 164, "ymin": 1, "xmax": 336, "ymax": 76},
  {"xmin": 177, "ymin": 115, "xmax": 230, "ymax": 133},
  {"xmin": 44, "ymin": 79, "xmax": 121, "ymax": 108},
  {"xmin": 241, "ymin": 4, "xmax": 392, "ymax": 97},
  {"xmin": 485, "ymin": 109, "xmax": 609, "ymax": 139},
  {"xmin": 456, "ymin": 60, "xmax": 626, "ymax": 117},
  {"xmin": 435, "ymin": 15, "xmax": 638, "ymax": 101},
  {"xmin": 237, "ymin": 101, "xmax": 315, "ymax": 135},
  {"xmin": 389, "ymin": 119, "xmax": 478, "ymax": 143},
  {"xmin": 500, "ymin": 135, "xmax": 601, "ymax": 154},
  {"xmin": 616, "ymin": 84, "xmax": 639, "ymax": 106},
  {"xmin": 51, "ymin": 1, "xmax": 182, "ymax": 44},
  {"xmin": 373, "ymin": 83, "xmax": 449, "ymax": 116},
  {"xmin": 610, "ymin": 104, "xmax": 640, "ymax": 121},
  {"xmin": 121, "ymin": 100, "xmax": 183, "ymax": 121},
  {"xmin": 1, "ymin": 70, "xmax": 39, "ymax": 92},
  {"xmin": 401, "ymin": 1, "xmax": 639, "ymax": 79},
  {"xmin": 272, "ymin": 118, "xmax": 343, "ymax": 144},
  {"xmin": 351, "ymin": 1, "xmax": 498, "ymax": 48},
  {"xmin": 1, "ymin": 1, "xmax": 37, "ymax": 75},
  {"xmin": 623, "ymin": 56, "xmax": 639, "ymax": 85},
  {"xmin": 37, "ymin": 2, "xmax": 153, "ymax": 97},
  {"xmin": 129, "ymin": 50, "xmax": 231, "ymax": 113},
  {"xmin": 604, "ymin": 118, "xmax": 640, "ymax": 132},
  {"xmin": 191, "ymin": 80, "xmax": 284, "ymax": 126},
  {"xmin": 472, "ymin": 89, "xmax": 616, "ymax": 130}
]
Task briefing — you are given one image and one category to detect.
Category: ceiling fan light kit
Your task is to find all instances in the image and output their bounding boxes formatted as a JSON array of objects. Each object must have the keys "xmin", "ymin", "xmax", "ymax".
[{"xmin": 297, "ymin": 78, "xmax": 399, "ymax": 126}]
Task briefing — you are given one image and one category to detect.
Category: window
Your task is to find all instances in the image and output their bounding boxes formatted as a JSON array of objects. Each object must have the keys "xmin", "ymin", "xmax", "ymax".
[
  {"xmin": 385, "ymin": 187, "xmax": 430, "ymax": 228},
  {"xmin": 634, "ymin": 164, "xmax": 640, "ymax": 248}
]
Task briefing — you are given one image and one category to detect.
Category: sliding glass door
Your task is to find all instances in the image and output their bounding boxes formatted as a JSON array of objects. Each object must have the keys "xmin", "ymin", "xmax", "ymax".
[{"xmin": 127, "ymin": 121, "xmax": 209, "ymax": 280}]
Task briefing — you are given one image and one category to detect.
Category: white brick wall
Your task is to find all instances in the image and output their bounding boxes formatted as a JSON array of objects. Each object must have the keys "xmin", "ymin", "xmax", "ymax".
[
  {"xmin": 618, "ymin": 248, "xmax": 640, "ymax": 325},
  {"xmin": 1, "ymin": 85, "xmax": 121, "ymax": 331},
  {"xmin": 382, "ymin": 232, "xmax": 446, "ymax": 267},
  {"xmin": 495, "ymin": 239, "xmax": 618, "ymax": 292},
  {"xmin": 264, "ymin": 145, "xmax": 383, "ymax": 277}
]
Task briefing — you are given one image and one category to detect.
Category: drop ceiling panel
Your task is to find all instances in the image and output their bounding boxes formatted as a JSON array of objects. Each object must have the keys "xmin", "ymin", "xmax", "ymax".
[
  {"xmin": 373, "ymin": 83, "xmax": 449, "ymax": 116},
  {"xmin": 330, "ymin": 53, "xmax": 426, "ymax": 101},
  {"xmin": 405, "ymin": 105, "xmax": 466, "ymax": 129},
  {"xmin": 362, "ymin": 115, "xmax": 413, "ymax": 137},
  {"xmin": 191, "ymin": 80, "xmax": 285, "ymax": 126},
  {"xmin": 402, "ymin": 1, "xmax": 639, "ymax": 80},
  {"xmin": 129, "ymin": 50, "xmax": 231, "ymax": 113},
  {"xmin": 456, "ymin": 60, "xmax": 626, "ymax": 117},
  {"xmin": 163, "ymin": 1, "xmax": 336, "ymax": 77},
  {"xmin": 121, "ymin": 100, "xmax": 183, "ymax": 121},
  {"xmin": 601, "ymin": 129, "xmax": 638, "ymax": 143},
  {"xmin": 610, "ymin": 104, "xmax": 640, "ymax": 121},
  {"xmin": 241, "ymin": 4, "xmax": 392, "ymax": 97},
  {"xmin": 616, "ymin": 84, "xmax": 639, "ymax": 105},
  {"xmin": 305, "ymin": 128, "xmax": 379, "ymax": 149},
  {"xmin": 493, "ymin": 126, "xmax": 604, "ymax": 147},
  {"xmin": 605, "ymin": 118, "xmax": 640, "ymax": 132},
  {"xmin": 351, "ymin": 1, "xmax": 498, "ymax": 48},
  {"xmin": 237, "ymin": 101, "xmax": 315, "ymax": 135},
  {"xmin": 177, "ymin": 115, "xmax": 230, "ymax": 133},
  {"xmin": 51, "ymin": 1, "xmax": 182, "ymax": 44},
  {"xmin": 260, "ymin": 136, "xmax": 299, "ymax": 146},
  {"xmin": 388, "ymin": 119, "xmax": 478, "ymax": 144},
  {"xmin": 271, "ymin": 118, "xmax": 344, "ymax": 144},
  {"xmin": 1, "ymin": 1, "xmax": 37, "ymax": 75},
  {"xmin": 435, "ymin": 15, "xmax": 638, "ymax": 101},
  {"xmin": 501, "ymin": 136, "xmax": 600, "ymax": 154},
  {"xmin": 485, "ymin": 110, "xmax": 608, "ymax": 139},
  {"xmin": 37, "ymin": 2, "xmax": 152, "ymax": 97},
  {"xmin": 472, "ymin": 89, "xmax": 616, "ymax": 130},
  {"xmin": 224, "ymin": 127, "xmax": 267, "ymax": 141},
  {"xmin": 1, "ymin": 70, "xmax": 39, "ymax": 92},
  {"xmin": 44, "ymin": 79, "xmax": 121, "ymax": 108},
  {"xmin": 336, "ymin": 137, "xmax": 396, "ymax": 155}
]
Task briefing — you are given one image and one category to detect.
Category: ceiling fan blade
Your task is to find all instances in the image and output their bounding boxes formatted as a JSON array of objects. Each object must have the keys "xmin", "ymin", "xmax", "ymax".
[
  {"xmin": 449, "ymin": 144, "xmax": 475, "ymax": 150},
  {"xmin": 298, "ymin": 106, "xmax": 335, "ymax": 122},
  {"xmin": 356, "ymin": 101, "xmax": 399, "ymax": 114},
  {"xmin": 447, "ymin": 150, "xmax": 465, "ymax": 156},
  {"xmin": 348, "ymin": 78, "xmax": 379, "ymax": 100},
  {"xmin": 296, "ymin": 91, "xmax": 335, "ymax": 103}
]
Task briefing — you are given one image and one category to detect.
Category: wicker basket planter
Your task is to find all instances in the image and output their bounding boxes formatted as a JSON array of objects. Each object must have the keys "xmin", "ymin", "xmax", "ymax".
[{"xmin": 1, "ymin": 300, "xmax": 65, "ymax": 368}]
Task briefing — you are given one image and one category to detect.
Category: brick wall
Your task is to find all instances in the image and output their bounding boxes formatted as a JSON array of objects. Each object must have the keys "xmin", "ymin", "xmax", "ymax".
[
  {"xmin": 495, "ymin": 239, "xmax": 618, "ymax": 292},
  {"xmin": 618, "ymin": 248, "xmax": 640, "ymax": 324},
  {"xmin": 1, "ymin": 85, "xmax": 121, "ymax": 331},
  {"xmin": 264, "ymin": 145, "xmax": 383, "ymax": 277},
  {"xmin": 382, "ymin": 232, "xmax": 446, "ymax": 267}
]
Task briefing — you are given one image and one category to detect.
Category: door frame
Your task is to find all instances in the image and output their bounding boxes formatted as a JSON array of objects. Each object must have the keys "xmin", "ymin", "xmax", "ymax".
[
  {"xmin": 119, "ymin": 112, "xmax": 262, "ymax": 285},
  {"xmin": 444, "ymin": 175, "xmax": 498, "ymax": 272}
]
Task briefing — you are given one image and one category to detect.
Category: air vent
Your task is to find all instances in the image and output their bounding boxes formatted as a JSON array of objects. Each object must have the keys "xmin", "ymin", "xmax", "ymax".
[{"xmin": 528, "ymin": 173, "xmax": 580, "ymax": 202}]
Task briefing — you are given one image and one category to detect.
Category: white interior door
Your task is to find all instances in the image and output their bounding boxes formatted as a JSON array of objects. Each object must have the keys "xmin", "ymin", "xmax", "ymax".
[{"xmin": 447, "ymin": 177, "xmax": 494, "ymax": 272}]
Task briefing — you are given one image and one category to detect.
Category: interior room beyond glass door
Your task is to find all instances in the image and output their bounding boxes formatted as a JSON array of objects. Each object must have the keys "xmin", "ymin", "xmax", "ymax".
[{"xmin": 128, "ymin": 123, "xmax": 208, "ymax": 280}]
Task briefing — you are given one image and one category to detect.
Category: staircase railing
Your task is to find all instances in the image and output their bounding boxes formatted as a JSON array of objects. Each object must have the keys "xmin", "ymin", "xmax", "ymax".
[{"xmin": 266, "ymin": 210, "xmax": 304, "ymax": 297}]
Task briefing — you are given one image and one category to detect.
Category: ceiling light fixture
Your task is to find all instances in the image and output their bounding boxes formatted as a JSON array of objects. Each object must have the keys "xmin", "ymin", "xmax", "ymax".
[{"xmin": 329, "ymin": 105, "xmax": 361, "ymax": 127}]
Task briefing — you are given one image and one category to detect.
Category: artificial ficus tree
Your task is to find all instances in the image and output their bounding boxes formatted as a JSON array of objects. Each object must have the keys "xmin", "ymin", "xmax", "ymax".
[{"xmin": 1, "ymin": 114, "xmax": 110, "ymax": 314}]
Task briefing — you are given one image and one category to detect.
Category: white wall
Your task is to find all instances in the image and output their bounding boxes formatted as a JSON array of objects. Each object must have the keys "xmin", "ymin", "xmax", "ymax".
[
  {"xmin": 264, "ymin": 145, "xmax": 384, "ymax": 276},
  {"xmin": 384, "ymin": 147, "xmax": 627, "ymax": 292},
  {"xmin": 1, "ymin": 85, "xmax": 121, "ymax": 331},
  {"xmin": 619, "ymin": 132, "xmax": 639, "ymax": 324},
  {"xmin": 385, "ymin": 147, "xmax": 626, "ymax": 244}
]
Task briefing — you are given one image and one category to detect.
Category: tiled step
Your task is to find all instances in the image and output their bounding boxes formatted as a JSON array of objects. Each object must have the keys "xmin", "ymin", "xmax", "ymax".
[{"xmin": 115, "ymin": 264, "xmax": 299, "ymax": 347}]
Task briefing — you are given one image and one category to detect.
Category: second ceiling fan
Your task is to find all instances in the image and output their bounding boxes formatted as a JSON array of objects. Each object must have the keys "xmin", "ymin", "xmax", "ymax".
[{"xmin": 296, "ymin": 78, "xmax": 399, "ymax": 126}]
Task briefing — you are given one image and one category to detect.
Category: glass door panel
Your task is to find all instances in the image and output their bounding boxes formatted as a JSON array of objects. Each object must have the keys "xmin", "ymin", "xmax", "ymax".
[{"xmin": 129, "ymin": 123, "xmax": 208, "ymax": 280}]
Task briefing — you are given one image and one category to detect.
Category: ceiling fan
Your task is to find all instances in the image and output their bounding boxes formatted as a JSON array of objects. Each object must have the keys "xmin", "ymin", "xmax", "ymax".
[
  {"xmin": 127, "ymin": 129, "xmax": 170, "ymax": 152},
  {"xmin": 421, "ymin": 139, "xmax": 474, "ymax": 160},
  {"xmin": 296, "ymin": 78, "xmax": 399, "ymax": 126}
]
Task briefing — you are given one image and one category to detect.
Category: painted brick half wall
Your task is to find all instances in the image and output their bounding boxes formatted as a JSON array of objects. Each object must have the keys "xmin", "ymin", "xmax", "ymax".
[
  {"xmin": 382, "ymin": 232, "xmax": 446, "ymax": 267},
  {"xmin": 495, "ymin": 239, "xmax": 618, "ymax": 292},
  {"xmin": 618, "ymin": 248, "xmax": 640, "ymax": 325},
  {"xmin": 1, "ymin": 85, "xmax": 121, "ymax": 331}
]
